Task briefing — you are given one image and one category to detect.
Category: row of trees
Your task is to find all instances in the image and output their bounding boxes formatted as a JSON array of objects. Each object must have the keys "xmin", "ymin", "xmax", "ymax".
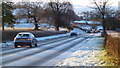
[
  {"xmin": 80, "ymin": 0, "xmax": 120, "ymax": 34},
  {"xmin": 81, "ymin": 10, "xmax": 120, "ymax": 29},
  {"xmin": 2, "ymin": 0, "xmax": 79, "ymax": 31},
  {"xmin": 2, "ymin": 0, "xmax": 120, "ymax": 35}
]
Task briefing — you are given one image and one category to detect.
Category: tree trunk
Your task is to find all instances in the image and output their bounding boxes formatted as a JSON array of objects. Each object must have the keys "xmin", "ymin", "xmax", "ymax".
[
  {"xmin": 102, "ymin": 24, "xmax": 107, "ymax": 36},
  {"xmin": 101, "ymin": 15, "xmax": 107, "ymax": 37},
  {"xmin": 2, "ymin": 2, "xmax": 4, "ymax": 31},
  {"xmin": 33, "ymin": 17, "xmax": 39, "ymax": 30},
  {"xmin": 34, "ymin": 23, "xmax": 39, "ymax": 30},
  {"xmin": 55, "ymin": 26, "xmax": 59, "ymax": 31},
  {"xmin": 2, "ymin": 22, "xmax": 4, "ymax": 31},
  {"xmin": 54, "ymin": 16, "xmax": 60, "ymax": 31}
]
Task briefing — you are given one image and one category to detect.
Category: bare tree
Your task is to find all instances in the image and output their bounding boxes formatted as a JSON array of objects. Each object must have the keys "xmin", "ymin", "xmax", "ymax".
[
  {"xmin": 91, "ymin": 0, "xmax": 112, "ymax": 35},
  {"xmin": 81, "ymin": 10, "xmax": 120, "ymax": 31},
  {"xmin": 45, "ymin": 0, "xmax": 75, "ymax": 31},
  {"xmin": 14, "ymin": 2, "xmax": 45, "ymax": 30}
]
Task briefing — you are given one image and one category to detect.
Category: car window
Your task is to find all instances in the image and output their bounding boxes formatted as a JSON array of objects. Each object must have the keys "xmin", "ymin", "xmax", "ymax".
[
  {"xmin": 23, "ymin": 34, "xmax": 29, "ymax": 37},
  {"xmin": 17, "ymin": 34, "xmax": 30, "ymax": 37},
  {"xmin": 18, "ymin": 34, "xmax": 22, "ymax": 36},
  {"xmin": 30, "ymin": 34, "xmax": 35, "ymax": 38}
]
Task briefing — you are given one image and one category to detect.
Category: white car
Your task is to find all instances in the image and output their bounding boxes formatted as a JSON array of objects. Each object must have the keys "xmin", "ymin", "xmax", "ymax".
[{"xmin": 14, "ymin": 32, "xmax": 38, "ymax": 48}]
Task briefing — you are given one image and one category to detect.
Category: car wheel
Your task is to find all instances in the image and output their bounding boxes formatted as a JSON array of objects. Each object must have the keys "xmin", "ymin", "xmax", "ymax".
[
  {"xmin": 29, "ymin": 42, "xmax": 33, "ymax": 47},
  {"xmin": 14, "ymin": 45, "xmax": 18, "ymax": 48},
  {"xmin": 35, "ymin": 43, "xmax": 38, "ymax": 47},
  {"xmin": 14, "ymin": 43, "xmax": 18, "ymax": 48},
  {"xmin": 70, "ymin": 33, "xmax": 77, "ymax": 36},
  {"xmin": 34, "ymin": 39, "xmax": 38, "ymax": 47}
]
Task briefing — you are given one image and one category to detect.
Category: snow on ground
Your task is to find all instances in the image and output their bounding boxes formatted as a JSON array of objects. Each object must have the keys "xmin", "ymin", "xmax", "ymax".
[
  {"xmin": 107, "ymin": 30, "xmax": 120, "ymax": 38},
  {"xmin": 80, "ymin": 26, "xmax": 91, "ymax": 30},
  {"xmin": 0, "ymin": 42, "xmax": 14, "ymax": 48},
  {"xmin": 84, "ymin": 33, "xmax": 102, "ymax": 37},
  {"xmin": 74, "ymin": 20, "xmax": 100, "ymax": 24},
  {"xmin": 56, "ymin": 36, "xmax": 115, "ymax": 66},
  {"xmin": 97, "ymin": 26, "xmax": 103, "ymax": 30},
  {"xmin": 0, "ymin": 26, "xmax": 86, "ymax": 47},
  {"xmin": 35, "ymin": 33, "xmax": 70, "ymax": 41},
  {"xmin": 14, "ymin": 23, "xmax": 34, "ymax": 28}
]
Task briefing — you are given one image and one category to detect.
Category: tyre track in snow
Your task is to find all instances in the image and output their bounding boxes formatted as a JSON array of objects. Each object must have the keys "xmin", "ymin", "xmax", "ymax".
[
  {"xmin": 1, "ymin": 35, "xmax": 69, "ymax": 51},
  {"xmin": 2, "ymin": 36, "xmax": 78, "ymax": 65},
  {"xmin": 4, "ymin": 37, "xmax": 88, "ymax": 66},
  {"xmin": 29, "ymin": 37, "xmax": 88, "ymax": 66},
  {"xmin": 2, "ymin": 36, "xmax": 69, "ymax": 56}
]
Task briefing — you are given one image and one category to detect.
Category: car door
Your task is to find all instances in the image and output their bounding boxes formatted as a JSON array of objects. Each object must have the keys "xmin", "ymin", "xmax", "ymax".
[{"xmin": 30, "ymin": 34, "xmax": 36, "ymax": 44}]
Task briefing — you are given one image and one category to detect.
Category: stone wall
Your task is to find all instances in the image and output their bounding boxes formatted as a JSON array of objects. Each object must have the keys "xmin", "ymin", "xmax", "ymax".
[{"xmin": 105, "ymin": 31, "xmax": 120, "ymax": 65}]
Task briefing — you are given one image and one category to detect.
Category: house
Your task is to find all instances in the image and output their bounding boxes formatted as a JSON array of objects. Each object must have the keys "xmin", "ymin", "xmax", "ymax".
[{"xmin": 71, "ymin": 20, "xmax": 102, "ymax": 30}]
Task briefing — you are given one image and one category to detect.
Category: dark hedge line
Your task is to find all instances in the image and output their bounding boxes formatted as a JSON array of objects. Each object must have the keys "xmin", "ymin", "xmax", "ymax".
[{"xmin": 2, "ymin": 30, "xmax": 67, "ymax": 42}]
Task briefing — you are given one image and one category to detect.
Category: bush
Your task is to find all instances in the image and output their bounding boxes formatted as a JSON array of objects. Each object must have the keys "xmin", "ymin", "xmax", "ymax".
[
  {"xmin": 2, "ymin": 30, "xmax": 67, "ymax": 42},
  {"xmin": 105, "ymin": 31, "xmax": 120, "ymax": 65}
]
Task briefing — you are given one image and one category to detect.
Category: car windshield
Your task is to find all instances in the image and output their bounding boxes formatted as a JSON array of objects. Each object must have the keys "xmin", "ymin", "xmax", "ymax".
[{"xmin": 18, "ymin": 34, "xmax": 30, "ymax": 37}]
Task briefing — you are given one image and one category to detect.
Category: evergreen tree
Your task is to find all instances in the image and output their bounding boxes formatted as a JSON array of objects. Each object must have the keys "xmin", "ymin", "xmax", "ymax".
[{"xmin": 2, "ymin": 2, "xmax": 15, "ymax": 30}]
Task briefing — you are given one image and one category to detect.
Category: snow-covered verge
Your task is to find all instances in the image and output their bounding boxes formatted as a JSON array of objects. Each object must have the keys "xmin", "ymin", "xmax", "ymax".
[
  {"xmin": 35, "ymin": 33, "xmax": 70, "ymax": 41},
  {"xmin": 0, "ymin": 33, "xmax": 70, "ymax": 48},
  {"xmin": 107, "ymin": 30, "xmax": 120, "ymax": 38},
  {"xmin": 84, "ymin": 33, "xmax": 102, "ymax": 37},
  {"xmin": 56, "ymin": 37, "xmax": 116, "ymax": 66}
]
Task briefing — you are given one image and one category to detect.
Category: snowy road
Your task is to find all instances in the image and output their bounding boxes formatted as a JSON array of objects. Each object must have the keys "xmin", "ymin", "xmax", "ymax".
[
  {"xmin": 1, "ymin": 34, "xmax": 93, "ymax": 66},
  {"xmin": 1, "ymin": 33, "xmax": 105, "ymax": 66}
]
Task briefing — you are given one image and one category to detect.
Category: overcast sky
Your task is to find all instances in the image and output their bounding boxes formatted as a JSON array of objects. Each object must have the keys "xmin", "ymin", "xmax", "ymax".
[
  {"xmin": 12, "ymin": 0, "xmax": 119, "ymax": 13},
  {"xmin": 72, "ymin": 0, "xmax": 119, "ymax": 6},
  {"xmin": 71, "ymin": 0, "xmax": 119, "ymax": 13},
  {"xmin": 12, "ymin": 0, "xmax": 119, "ymax": 6}
]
